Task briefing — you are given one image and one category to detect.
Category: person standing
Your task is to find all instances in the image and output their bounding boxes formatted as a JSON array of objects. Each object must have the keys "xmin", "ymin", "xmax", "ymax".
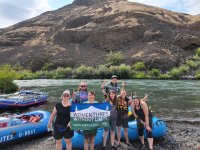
[
  {"xmin": 73, "ymin": 81, "xmax": 88, "ymax": 103},
  {"xmin": 131, "ymin": 96, "xmax": 153, "ymax": 150},
  {"xmin": 47, "ymin": 90, "xmax": 74, "ymax": 150},
  {"xmin": 83, "ymin": 91, "xmax": 98, "ymax": 150},
  {"xmin": 101, "ymin": 75, "xmax": 125, "ymax": 96},
  {"xmin": 103, "ymin": 90, "xmax": 118, "ymax": 149},
  {"xmin": 116, "ymin": 90, "xmax": 132, "ymax": 147}
]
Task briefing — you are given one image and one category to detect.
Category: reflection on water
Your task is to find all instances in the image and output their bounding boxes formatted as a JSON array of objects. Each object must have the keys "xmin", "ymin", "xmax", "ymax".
[{"xmin": 5, "ymin": 79, "xmax": 199, "ymax": 123}]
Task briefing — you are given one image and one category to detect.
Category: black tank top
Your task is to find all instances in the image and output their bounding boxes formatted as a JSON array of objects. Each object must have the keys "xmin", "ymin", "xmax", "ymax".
[
  {"xmin": 55, "ymin": 102, "xmax": 70, "ymax": 126},
  {"xmin": 134, "ymin": 100, "xmax": 152, "ymax": 122}
]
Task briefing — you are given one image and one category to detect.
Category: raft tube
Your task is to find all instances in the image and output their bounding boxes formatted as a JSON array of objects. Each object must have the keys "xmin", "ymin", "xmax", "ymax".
[
  {"xmin": 62, "ymin": 128, "xmax": 104, "ymax": 149},
  {"xmin": 0, "ymin": 110, "xmax": 50, "ymax": 144},
  {"xmin": 120, "ymin": 116, "xmax": 167, "ymax": 141}
]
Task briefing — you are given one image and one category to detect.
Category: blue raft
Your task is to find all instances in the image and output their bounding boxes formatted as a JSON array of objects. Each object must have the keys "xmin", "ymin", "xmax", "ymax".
[
  {"xmin": 0, "ymin": 110, "xmax": 50, "ymax": 144},
  {"xmin": 63, "ymin": 116, "xmax": 167, "ymax": 149},
  {"xmin": 121, "ymin": 116, "xmax": 167, "ymax": 141},
  {"xmin": 0, "ymin": 90, "xmax": 48, "ymax": 109},
  {"xmin": 62, "ymin": 128, "xmax": 104, "ymax": 149}
]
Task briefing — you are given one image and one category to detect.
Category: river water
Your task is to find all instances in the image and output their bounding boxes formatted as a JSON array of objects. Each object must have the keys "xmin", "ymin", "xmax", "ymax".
[
  {"xmin": 13, "ymin": 79, "xmax": 200, "ymax": 121},
  {"xmin": 2, "ymin": 79, "xmax": 200, "ymax": 150}
]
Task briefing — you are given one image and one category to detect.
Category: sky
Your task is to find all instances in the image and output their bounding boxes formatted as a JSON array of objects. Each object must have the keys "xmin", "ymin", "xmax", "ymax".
[{"xmin": 0, "ymin": 0, "xmax": 200, "ymax": 28}]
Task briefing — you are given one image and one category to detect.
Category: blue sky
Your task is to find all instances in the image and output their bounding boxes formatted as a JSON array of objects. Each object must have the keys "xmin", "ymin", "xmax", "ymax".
[
  {"xmin": 0, "ymin": 0, "xmax": 200, "ymax": 28},
  {"xmin": 48, "ymin": 0, "xmax": 73, "ymax": 10}
]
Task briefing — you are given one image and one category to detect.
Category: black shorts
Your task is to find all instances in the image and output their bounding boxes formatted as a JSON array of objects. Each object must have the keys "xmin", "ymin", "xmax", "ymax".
[
  {"xmin": 116, "ymin": 114, "xmax": 129, "ymax": 128},
  {"xmin": 53, "ymin": 125, "xmax": 74, "ymax": 140}
]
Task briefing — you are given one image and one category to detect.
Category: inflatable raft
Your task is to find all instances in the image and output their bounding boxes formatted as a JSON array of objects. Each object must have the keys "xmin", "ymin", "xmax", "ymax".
[
  {"xmin": 63, "ymin": 116, "xmax": 166, "ymax": 148},
  {"xmin": 0, "ymin": 90, "xmax": 48, "ymax": 109},
  {"xmin": 121, "ymin": 116, "xmax": 167, "ymax": 141},
  {"xmin": 62, "ymin": 128, "xmax": 104, "ymax": 149},
  {"xmin": 0, "ymin": 110, "xmax": 50, "ymax": 144}
]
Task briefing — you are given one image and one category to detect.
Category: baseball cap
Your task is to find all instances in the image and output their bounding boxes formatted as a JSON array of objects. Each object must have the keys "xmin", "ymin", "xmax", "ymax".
[{"xmin": 111, "ymin": 75, "xmax": 117, "ymax": 79}]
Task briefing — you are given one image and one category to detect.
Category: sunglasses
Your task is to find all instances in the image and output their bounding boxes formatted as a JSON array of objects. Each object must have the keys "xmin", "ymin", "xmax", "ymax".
[
  {"xmin": 81, "ymin": 85, "xmax": 86, "ymax": 87},
  {"xmin": 63, "ymin": 94, "xmax": 69, "ymax": 97}
]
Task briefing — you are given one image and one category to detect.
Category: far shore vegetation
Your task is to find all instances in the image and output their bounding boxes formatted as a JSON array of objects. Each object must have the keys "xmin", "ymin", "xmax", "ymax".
[{"xmin": 0, "ymin": 48, "xmax": 200, "ymax": 93}]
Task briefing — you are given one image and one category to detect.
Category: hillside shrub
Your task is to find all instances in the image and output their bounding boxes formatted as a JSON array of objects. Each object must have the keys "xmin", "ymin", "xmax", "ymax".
[
  {"xmin": 192, "ymin": 54, "xmax": 200, "ymax": 61},
  {"xmin": 117, "ymin": 64, "xmax": 132, "ymax": 79},
  {"xmin": 13, "ymin": 63, "xmax": 24, "ymax": 71},
  {"xmin": 132, "ymin": 62, "xmax": 146, "ymax": 71},
  {"xmin": 42, "ymin": 62, "xmax": 55, "ymax": 71},
  {"xmin": 149, "ymin": 69, "xmax": 161, "ymax": 78},
  {"xmin": 179, "ymin": 65, "xmax": 189, "ymax": 73},
  {"xmin": 195, "ymin": 70, "xmax": 200, "ymax": 79},
  {"xmin": 160, "ymin": 74, "xmax": 171, "ymax": 79},
  {"xmin": 96, "ymin": 65, "xmax": 111, "ymax": 79},
  {"xmin": 186, "ymin": 60, "xmax": 198, "ymax": 69},
  {"xmin": 34, "ymin": 71, "xmax": 46, "ymax": 79},
  {"xmin": 45, "ymin": 71, "xmax": 54, "ymax": 79},
  {"xmin": 133, "ymin": 71, "xmax": 150, "ymax": 79},
  {"xmin": 53, "ymin": 67, "xmax": 72, "ymax": 79},
  {"xmin": 169, "ymin": 65, "xmax": 188, "ymax": 79},
  {"xmin": 106, "ymin": 51, "xmax": 125, "ymax": 65},
  {"xmin": 16, "ymin": 70, "xmax": 35, "ymax": 80},
  {"xmin": 196, "ymin": 48, "xmax": 200, "ymax": 56},
  {"xmin": 107, "ymin": 64, "xmax": 131, "ymax": 79},
  {"xmin": 73, "ymin": 65, "xmax": 96, "ymax": 79}
]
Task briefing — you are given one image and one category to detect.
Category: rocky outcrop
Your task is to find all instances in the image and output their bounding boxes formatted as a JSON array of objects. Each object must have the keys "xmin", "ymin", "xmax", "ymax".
[
  {"xmin": 174, "ymin": 33, "xmax": 200, "ymax": 50},
  {"xmin": 0, "ymin": 0, "xmax": 200, "ymax": 71}
]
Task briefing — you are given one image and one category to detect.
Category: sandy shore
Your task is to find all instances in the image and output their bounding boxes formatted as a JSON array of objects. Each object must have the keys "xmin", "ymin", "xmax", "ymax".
[{"xmin": 1, "ymin": 121, "xmax": 200, "ymax": 150}]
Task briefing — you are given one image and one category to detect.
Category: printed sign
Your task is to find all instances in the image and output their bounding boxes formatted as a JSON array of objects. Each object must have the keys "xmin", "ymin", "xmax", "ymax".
[{"xmin": 70, "ymin": 102, "xmax": 111, "ymax": 130}]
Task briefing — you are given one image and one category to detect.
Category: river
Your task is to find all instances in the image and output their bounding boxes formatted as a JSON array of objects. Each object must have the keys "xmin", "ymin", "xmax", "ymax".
[
  {"xmin": 1, "ymin": 79, "xmax": 200, "ymax": 150},
  {"xmin": 14, "ymin": 79, "xmax": 200, "ymax": 120}
]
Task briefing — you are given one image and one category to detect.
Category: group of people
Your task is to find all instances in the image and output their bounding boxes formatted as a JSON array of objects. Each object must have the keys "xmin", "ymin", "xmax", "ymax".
[{"xmin": 47, "ymin": 75, "xmax": 153, "ymax": 150}]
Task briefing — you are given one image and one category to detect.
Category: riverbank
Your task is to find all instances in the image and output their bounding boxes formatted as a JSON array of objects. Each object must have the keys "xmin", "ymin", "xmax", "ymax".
[{"xmin": 1, "ymin": 121, "xmax": 199, "ymax": 150}]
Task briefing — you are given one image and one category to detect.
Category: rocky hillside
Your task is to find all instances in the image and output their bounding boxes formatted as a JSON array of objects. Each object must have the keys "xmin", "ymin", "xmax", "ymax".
[{"xmin": 0, "ymin": 0, "xmax": 200, "ymax": 71}]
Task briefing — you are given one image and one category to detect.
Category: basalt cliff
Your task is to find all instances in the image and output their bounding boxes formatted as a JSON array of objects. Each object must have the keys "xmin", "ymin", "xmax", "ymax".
[{"xmin": 0, "ymin": 0, "xmax": 200, "ymax": 71}]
